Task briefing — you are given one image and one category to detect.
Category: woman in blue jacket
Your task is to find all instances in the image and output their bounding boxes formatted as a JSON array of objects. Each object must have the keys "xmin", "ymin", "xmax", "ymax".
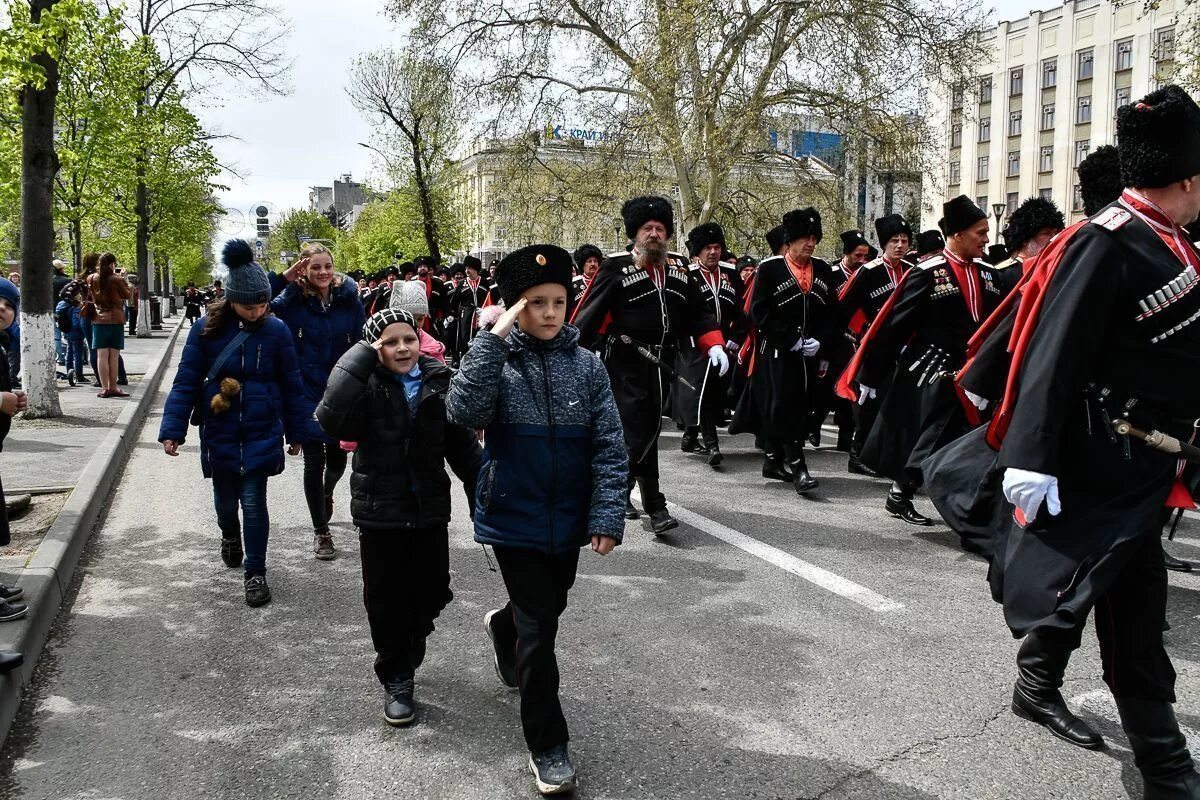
[
  {"xmin": 270, "ymin": 242, "xmax": 364, "ymax": 561},
  {"xmin": 447, "ymin": 244, "xmax": 627, "ymax": 797},
  {"xmin": 159, "ymin": 241, "xmax": 309, "ymax": 608}
]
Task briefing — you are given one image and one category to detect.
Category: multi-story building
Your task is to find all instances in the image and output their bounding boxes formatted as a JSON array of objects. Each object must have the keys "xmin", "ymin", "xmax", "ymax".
[
  {"xmin": 308, "ymin": 174, "xmax": 372, "ymax": 228},
  {"xmin": 927, "ymin": 0, "xmax": 1191, "ymax": 234}
]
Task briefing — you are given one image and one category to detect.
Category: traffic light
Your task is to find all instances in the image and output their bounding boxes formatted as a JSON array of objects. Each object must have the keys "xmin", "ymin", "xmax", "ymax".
[{"xmin": 255, "ymin": 205, "xmax": 270, "ymax": 237}]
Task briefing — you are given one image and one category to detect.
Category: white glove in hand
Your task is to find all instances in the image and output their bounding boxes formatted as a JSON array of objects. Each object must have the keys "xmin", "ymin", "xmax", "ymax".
[
  {"xmin": 1002, "ymin": 468, "xmax": 1062, "ymax": 523},
  {"xmin": 707, "ymin": 345, "xmax": 730, "ymax": 377},
  {"xmin": 790, "ymin": 338, "xmax": 806, "ymax": 352},
  {"xmin": 725, "ymin": 339, "xmax": 739, "ymax": 352},
  {"xmin": 857, "ymin": 385, "xmax": 877, "ymax": 405},
  {"xmin": 964, "ymin": 389, "xmax": 989, "ymax": 411},
  {"xmin": 801, "ymin": 337, "xmax": 820, "ymax": 357}
]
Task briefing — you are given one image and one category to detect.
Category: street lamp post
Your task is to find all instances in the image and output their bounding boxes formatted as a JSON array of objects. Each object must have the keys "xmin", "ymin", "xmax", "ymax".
[
  {"xmin": 613, "ymin": 218, "xmax": 622, "ymax": 252},
  {"xmin": 991, "ymin": 202, "xmax": 1006, "ymax": 244}
]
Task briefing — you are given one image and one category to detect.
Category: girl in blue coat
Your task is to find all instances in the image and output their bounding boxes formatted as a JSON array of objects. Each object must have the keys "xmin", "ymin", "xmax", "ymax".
[
  {"xmin": 270, "ymin": 242, "xmax": 364, "ymax": 561},
  {"xmin": 159, "ymin": 241, "xmax": 308, "ymax": 608}
]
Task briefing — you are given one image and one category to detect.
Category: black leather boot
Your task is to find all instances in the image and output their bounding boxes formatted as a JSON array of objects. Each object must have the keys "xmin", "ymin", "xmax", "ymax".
[
  {"xmin": 384, "ymin": 679, "xmax": 416, "ymax": 727},
  {"xmin": 762, "ymin": 453, "xmax": 793, "ymax": 482},
  {"xmin": 680, "ymin": 427, "xmax": 705, "ymax": 454},
  {"xmin": 1116, "ymin": 697, "xmax": 1200, "ymax": 799},
  {"xmin": 836, "ymin": 427, "xmax": 854, "ymax": 453},
  {"xmin": 1164, "ymin": 551, "xmax": 1197, "ymax": 572},
  {"xmin": 702, "ymin": 427, "xmax": 722, "ymax": 467},
  {"xmin": 847, "ymin": 449, "xmax": 879, "ymax": 477},
  {"xmin": 785, "ymin": 444, "xmax": 819, "ymax": 494},
  {"xmin": 643, "ymin": 507, "xmax": 680, "ymax": 535},
  {"xmin": 1011, "ymin": 633, "xmax": 1104, "ymax": 749},
  {"xmin": 886, "ymin": 489, "xmax": 932, "ymax": 526}
]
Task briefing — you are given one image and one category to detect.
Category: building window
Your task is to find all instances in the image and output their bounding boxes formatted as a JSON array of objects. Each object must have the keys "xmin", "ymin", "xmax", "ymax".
[
  {"xmin": 977, "ymin": 155, "xmax": 990, "ymax": 181},
  {"xmin": 1008, "ymin": 151, "xmax": 1021, "ymax": 177},
  {"xmin": 976, "ymin": 195, "xmax": 989, "ymax": 211},
  {"xmin": 1115, "ymin": 87, "xmax": 1132, "ymax": 113},
  {"xmin": 979, "ymin": 118, "xmax": 991, "ymax": 142},
  {"xmin": 1010, "ymin": 68, "xmax": 1024, "ymax": 96},
  {"xmin": 1116, "ymin": 39, "xmax": 1133, "ymax": 71},
  {"xmin": 495, "ymin": 226, "xmax": 507, "ymax": 239},
  {"xmin": 1075, "ymin": 138, "xmax": 1090, "ymax": 165},
  {"xmin": 1043, "ymin": 58, "xmax": 1058, "ymax": 88},
  {"xmin": 1039, "ymin": 187, "xmax": 1054, "ymax": 201},
  {"xmin": 1040, "ymin": 146, "xmax": 1054, "ymax": 172},
  {"xmin": 1077, "ymin": 95, "xmax": 1092, "ymax": 124},
  {"xmin": 1007, "ymin": 192, "xmax": 1019, "ymax": 215},
  {"xmin": 951, "ymin": 123, "xmax": 963, "ymax": 148},
  {"xmin": 952, "ymin": 85, "xmax": 964, "ymax": 109},
  {"xmin": 1041, "ymin": 103, "xmax": 1056, "ymax": 130},
  {"xmin": 980, "ymin": 77, "xmax": 993, "ymax": 104},
  {"xmin": 1009, "ymin": 110, "xmax": 1022, "ymax": 137},
  {"xmin": 1155, "ymin": 27, "xmax": 1176, "ymax": 61},
  {"xmin": 1078, "ymin": 49, "xmax": 1094, "ymax": 80},
  {"xmin": 949, "ymin": 161, "xmax": 962, "ymax": 184},
  {"xmin": 1072, "ymin": 184, "xmax": 1084, "ymax": 211}
]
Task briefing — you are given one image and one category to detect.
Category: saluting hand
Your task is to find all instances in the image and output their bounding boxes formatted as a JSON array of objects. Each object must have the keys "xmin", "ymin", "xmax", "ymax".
[
  {"xmin": 490, "ymin": 298, "xmax": 526, "ymax": 339},
  {"xmin": 284, "ymin": 257, "xmax": 310, "ymax": 283}
]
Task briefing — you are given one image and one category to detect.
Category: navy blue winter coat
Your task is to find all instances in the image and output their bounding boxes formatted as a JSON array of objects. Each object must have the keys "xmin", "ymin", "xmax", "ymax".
[
  {"xmin": 158, "ymin": 313, "xmax": 309, "ymax": 479},
  {"xmin": 269, "ymin": 274, "xmax": 365, "ymax": 443},
  {"xmin": 446, "ymin": 324, "xmax": 628, "ymax": 554}
]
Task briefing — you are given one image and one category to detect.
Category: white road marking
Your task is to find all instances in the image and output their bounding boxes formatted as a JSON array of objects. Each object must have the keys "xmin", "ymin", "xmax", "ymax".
[{"xmin": 662, "ymin": 499, "xmax": 906, "ymax": 613}]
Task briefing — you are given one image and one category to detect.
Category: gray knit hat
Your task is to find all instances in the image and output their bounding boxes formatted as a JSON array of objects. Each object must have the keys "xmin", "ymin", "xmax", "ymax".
[
  {"xmin": 364, "ymin": 308, "xmax": 417, "ymax": 342},
  {"xmin": 219, "ymin": 240, "xmax": 271, "ymax": 305},
  {"xmin": 388, "ymin": 280, "xmax": 429, "ymax": 317}
]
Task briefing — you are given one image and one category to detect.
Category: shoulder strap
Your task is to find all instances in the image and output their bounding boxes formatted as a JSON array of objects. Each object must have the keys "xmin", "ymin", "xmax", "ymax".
[{"xmin": 206, "ymin": 330, "xmax": 251, "ymax": 385}]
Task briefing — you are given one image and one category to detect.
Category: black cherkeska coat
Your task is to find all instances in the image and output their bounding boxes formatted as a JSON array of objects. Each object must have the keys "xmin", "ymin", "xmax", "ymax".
[
  {"xmin": 448, "ymin": 277, "xmax": 491, "ymax": 356},
  {"xmin": 571, "ymin": 250, "xmax": 722, "ymax": 463},
  {"xmin": 671, "ymin": 261, "xmax": 744, "ymax": 428},
  {"xmin": 729, "ymin": 255, "xmax": 841, "ymax": 442},
  {"xmin": 988, "ymin": 202, "xmax": 1200, "ymax": 636},
  {"xmin": 855, "ymin": 251, "xmax": 1005, "ymax": 485}
]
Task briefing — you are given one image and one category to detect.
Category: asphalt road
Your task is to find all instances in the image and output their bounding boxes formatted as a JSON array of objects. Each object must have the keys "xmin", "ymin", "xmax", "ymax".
[{"xmin": 3, "ymin": 343, "xmax": 1200, "ymax": 799}]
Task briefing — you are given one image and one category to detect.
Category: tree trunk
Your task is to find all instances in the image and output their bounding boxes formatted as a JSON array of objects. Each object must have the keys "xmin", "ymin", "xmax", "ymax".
[
  {"xmin": 135, "ymin": 161, "xmax": 152, "ymax": 337},
  {"xmin": 71, "ymin": 216, "xmax": 82, "ymax": 276},
  {"xmin": 410, "ymin": 148, "xmax": 441, "ymax": 263},
  {"xmin": 19, "ymin": 0, "xmax": 64, "ymax": 418}
]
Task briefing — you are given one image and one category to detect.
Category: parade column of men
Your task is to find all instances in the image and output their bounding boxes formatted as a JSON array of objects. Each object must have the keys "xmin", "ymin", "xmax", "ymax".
[
  {"xmin": 571, "ymin": 196, "xmax": 729, "ymax": 534},
  {"xmin": 569, "ymin": 244, "xmax": 602, "ymax": 319},
  {"xmin": 447, "ymin": 256, "xmax": 490, "ymax": 363}
]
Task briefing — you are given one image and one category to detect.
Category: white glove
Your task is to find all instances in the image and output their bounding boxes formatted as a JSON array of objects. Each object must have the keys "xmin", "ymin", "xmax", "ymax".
[
  {"xmin": 964, "ymin": 389, "xmax": 989, "ymax": 411},
  {"xmin": 445, "ymin": 315, "xmax": 455, "ymax": 325},
  {"xmin": 790, "ymin": 339, "xmax": 805, "ymax": 352},
  {"xmin": 708, "ymin": 345, "xmax": 730, "ymax": 377},
  {"xmin": 857, "ymin": 385, "xmax": 877, "ymax": 405},
  {"xmin": 801, "ymin": 337, "xmax": 820, "ymax": 357},
  {"xmin": 725, "ymin": 339, "xmax": 739, "ymax": 352},
  {"xmin": 1002, "ymin": 468, "xmax": 1062, "ymax": 524}
]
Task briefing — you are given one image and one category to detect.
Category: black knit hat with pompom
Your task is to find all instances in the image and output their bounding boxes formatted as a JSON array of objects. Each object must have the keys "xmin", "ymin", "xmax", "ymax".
[{"xmin": 219, "ymin": 240, "xmax": 270, "ymax": 305}]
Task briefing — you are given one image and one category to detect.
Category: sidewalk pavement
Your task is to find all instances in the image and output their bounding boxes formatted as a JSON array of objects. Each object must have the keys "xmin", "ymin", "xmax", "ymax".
[{"xmin": 0, "ymin": 317, "xmax": 185, "ymax": 749}]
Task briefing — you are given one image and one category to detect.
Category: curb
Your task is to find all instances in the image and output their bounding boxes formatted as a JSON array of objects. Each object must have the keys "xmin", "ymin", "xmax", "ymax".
[{"xmin": 0, "ymin": 317, "xmax": 184, "ymax": 749}]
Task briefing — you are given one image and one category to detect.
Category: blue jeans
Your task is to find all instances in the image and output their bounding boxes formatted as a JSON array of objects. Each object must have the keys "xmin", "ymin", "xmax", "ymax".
[
  {"xmin": 65, "ymin": 335, "xmax": 85, "ymax": 376},
  {"xmin": 55, "ymin": 327, "xmax": 64, "ymax": 365},
  {"xmin": 212, "ymin": 471, "xmax": 270, "ymax": 576}
]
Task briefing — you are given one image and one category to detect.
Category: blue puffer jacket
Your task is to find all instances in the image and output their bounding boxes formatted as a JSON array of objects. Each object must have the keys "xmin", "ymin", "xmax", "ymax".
[
  {"xmin": 158, "ymin": 313, "xmax": 309, "ymax": 479},
  {"xmin": 269, "ymin": 275, "xmax": 364, "ymax": 442},
  {"xmin": 446, "ymin": 324, "xmax": 628, "ymax": 553}
]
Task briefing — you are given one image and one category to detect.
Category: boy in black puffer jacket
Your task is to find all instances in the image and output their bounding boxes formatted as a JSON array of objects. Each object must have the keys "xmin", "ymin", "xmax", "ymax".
[
  {"xmin": 315, "ymin": 308, "xmax": 480, "ymax": 728},
  {"xmin": 447, "ymin": 245, "xmax": 627, "ymax": 797}
]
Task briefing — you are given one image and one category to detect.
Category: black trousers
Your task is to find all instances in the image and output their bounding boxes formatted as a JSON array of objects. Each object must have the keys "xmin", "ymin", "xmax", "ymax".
[
  {"xmin": 359, "ymin": 526, "xmax": 452, "ymax": 685},
  {"xmin": 852, "ymin": 395, "xmax": 881, "ymax": 453},
  {"xmin": 492, "ymin": 545, "xmax": 580, "ymax": 752},
  {"xmin": 302, "ymin": 442, "xmax": 348, "ymax": 531}
]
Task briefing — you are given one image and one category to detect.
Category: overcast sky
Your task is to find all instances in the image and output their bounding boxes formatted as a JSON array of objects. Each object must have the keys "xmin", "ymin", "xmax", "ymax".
[{"xmin": 200, "ymin": 0, "xmax": 1039, "ymax": 241}]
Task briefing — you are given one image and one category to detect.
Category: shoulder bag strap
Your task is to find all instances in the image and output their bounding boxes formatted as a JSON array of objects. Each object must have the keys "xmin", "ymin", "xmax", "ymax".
[{"xmin": 205, "ymin": 330, "xmax": 251, "ymax": 385}]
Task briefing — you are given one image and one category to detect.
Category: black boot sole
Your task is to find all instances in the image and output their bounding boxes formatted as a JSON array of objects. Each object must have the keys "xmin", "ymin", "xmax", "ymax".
[
  {"xmin": 762, "ymin": 467, "xmax": 794, "ymax": 482},
  {"xmin": 795, "ymin": 481, "xmax": 819, "ymax": 494},
  {"xmin": 384, "ymin": 709, "xmax": 416, "ymax": 727},
  {"xmin": 1011, "ymin": 700, "xmax": 1105, "ymax": 750},
  {"xmin": 886, "ymin": 507, "xmax": 933, "ymax": 526},
  {"xmin": 642, "ymin": 517, "xmax": 679, "ymax": 535}
]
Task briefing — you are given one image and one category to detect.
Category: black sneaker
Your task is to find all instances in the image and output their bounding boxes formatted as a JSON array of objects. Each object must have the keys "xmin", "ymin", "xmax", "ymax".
[
  {"xmin": 484, "ymin": 609, "xmax": 519, "ymax": 690},
  {"xmin": 642, "ymin": 508, "xmax": 679, "ymax": 536},
  {"xmin": 0, "ymin": 599, "xmax": 28, "ymax": 622},
  {"xmin": 220, "ymin": 537, "xmax": 243, "ymax": 569},
  {"xmin": 529, "ymin": 744, "xmax": 576, "ymax": 795},
  {"xmin": 244, "ymin": 575, "xmax": 271, "ymax": 607},
  {"xmin": 0, "ymin": 583, "xmax": 23, "ymax": 602},
  {"xmin": 384, "ymin": 680, "xmax": 415, "ymax": 726}
]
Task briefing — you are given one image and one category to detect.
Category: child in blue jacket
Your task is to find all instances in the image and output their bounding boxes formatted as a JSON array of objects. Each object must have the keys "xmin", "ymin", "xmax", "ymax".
[
  {"xmin": 158, "ymin": 241, "xmax": 308, "ymax": 607},
  {"xmin": 446, "ymin": 244, "xmax": 627, "ymax": 797}
]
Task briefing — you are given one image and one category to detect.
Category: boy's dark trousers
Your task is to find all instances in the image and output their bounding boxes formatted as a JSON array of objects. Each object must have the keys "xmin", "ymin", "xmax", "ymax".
[
  {"xmin": 359, "ymin": 525, "xmax": 453, "ymax": 685},
  {"xmin": 491, "ymin": 545, "xmax": 580, "ymax": 752}
]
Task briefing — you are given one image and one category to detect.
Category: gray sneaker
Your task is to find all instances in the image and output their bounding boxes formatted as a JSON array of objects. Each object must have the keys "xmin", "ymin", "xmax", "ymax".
[
  {"xmin": 313, "ymin": 531, "xmax": 335, "ymax": 560},
  {"xmin": 529, "ymin": 744, "xmax": 576, "ymax": 795}
]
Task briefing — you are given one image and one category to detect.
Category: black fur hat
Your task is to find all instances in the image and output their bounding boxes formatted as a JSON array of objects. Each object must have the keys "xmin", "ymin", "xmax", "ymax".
[
  {"xmin": 384, "ymin": 264, "xmax": 400, "ymax": 277},
  {"xmin": 874, "ymin": 214, "xmax": 913, "ymax": 246},
  {"xmin": 1002, "ymin": 197, "xmax": 1065, "ymax": 253},
  {"xmin": 916, "ymin": 229, "xmax": 945, "ymax": 257},
  {"xmin": 840, "ymin": 229, "xmax": 869, "ymax": 254},
  {"xmin": 939, "ymin": 195, "xmax": 988, "ymax": 236},
  {"xmin": 986, "ymin": 244, "xmax": 1010, "ymax": 265},
  {"xmin": 494, "ymin": 244, "xmax": 574, "ymax": 307},
  {"xmin": 686, "ymin": 222, "xmax": 727, "ymax": 257},
  {"xmin": 1077, "ymin": 145, "xmax": 1123, "ymax": 215},
  {"xmin": 463, "ymin": 255, "xmax": 483, "ymax": 273},
  {"xmin": 782, "ymin": 207, "xmax": 822, "ymax": 243},
  {"xmin": 621, "ymin": 196, "xmax": 675, "ymax": 239},
  {"xmin": 1118, "ymin": 85, "xmax": 1200, "ymax": 189},
  {"xmin": 572, "ymin": 244, "xmax": 603, "ymax": 271},
  {"xmin": 765, "ymin": 225, "xmax": 787, "ymax": 255}
]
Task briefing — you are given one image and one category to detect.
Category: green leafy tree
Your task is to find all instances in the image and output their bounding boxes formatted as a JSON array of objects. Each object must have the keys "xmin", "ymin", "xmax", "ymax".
[
  {"xmin": 340, "ymin": 179, "xmax": 464, "ymax": 274},
  {"xmin": 265, "ymin": 209, "xmax": 338, "ymax": 269}
]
